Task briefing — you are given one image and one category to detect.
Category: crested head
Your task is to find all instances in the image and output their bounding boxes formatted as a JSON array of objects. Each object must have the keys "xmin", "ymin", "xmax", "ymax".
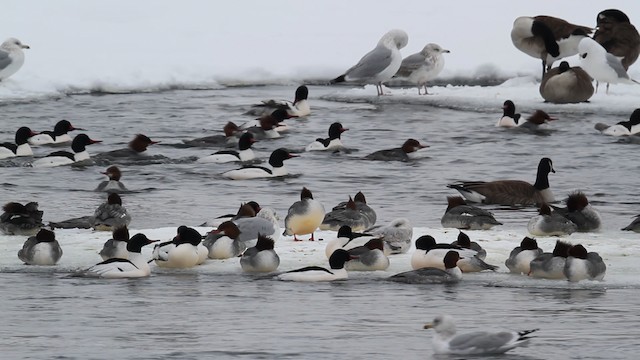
[
  {"xmin": 36, "ymin": 228, "xmax": 56, "ymax": 242},
  {"xmin": 354, "ymin": 191, "xmax": 366, "ymax": 203},
  {"xmin": 237, "ymin": 203, "xmax": 257, "ymax": 218},
  {"xmin": 112, "ymin": 226, "xmax": 130, "ymax": 241},
  {"xmin": 566, "ymin": 191, "xmax": 589, "ymax": 212},
  {"xmin": 346, "ymin": 196, "xmax": 356, "ymax": 210},
  {"xmin": 552, "ymin": 240, "xmax": 572, "ymax": 257},
  {"xmin": 270, "ymin": 108, "xmax": 290, "ymax": 122},
  {"xmin": 528, "ymin": 110, "xmax": 555, "ymax": 125},
  {"xmin": 520, "ymin": 236, "xmax": 539, "ymax": 250},
  {"xmin": 568, "ymin": 244, "xmax": 588, "ymax": 259},
  {"xmin": 456, "ymin": 231, "xmax": 471, "ymax": 248},
  {"xmin": 223, "ymin": 121, "xmax": 240, "ymax": 137},
  {"xmin": 401, "ymin": 139, "xmax": 427, "ymax": 154},
  {"xmin": 255, "ymin": 234, "xmax": 275, "ymax": 251},
  {"xmin": 129, "ymin": 134, "xmax": 157, "ymax": 153},
  {"xmin": 107, "ymin": 193, "xmax": 122, "ymax": 206},
  {"xmin": 246, "ymin": 201, "xmax": 262, "ymax": 214},
  {"xmin": 415, "ymin": 235, "xmax": 436, "ymax": 250},
  {"xmin": 103, "ymin": 166, "xmax": 122, "ymax": 181},
  {"xmin": 538, "ymin": 203, "xmax": 552, "ymax": 216},
  {"xmin": 446, "ymin": 196, "xmax": 467, "ymax": 211},
  {"xmin": 214, "ymin": 221, "xmax": 241, "ymax": 239},
  {"xmin": 300, "ymin": 187, "xmax": 313, "ymax": 200},
  {"xmin": 3, "ymin": 202, "xmax": 26, "ymax": 213}
]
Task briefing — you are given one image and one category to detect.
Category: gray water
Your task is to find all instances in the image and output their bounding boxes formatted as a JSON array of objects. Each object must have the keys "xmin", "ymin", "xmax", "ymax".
[{"xmin": 1, "ymin": 86, "xmax": 640, "ymax": 359}]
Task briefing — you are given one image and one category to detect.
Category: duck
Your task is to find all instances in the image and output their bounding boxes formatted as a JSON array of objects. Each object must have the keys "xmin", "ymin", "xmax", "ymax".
[
  {"xmin": 31, "ymin": 134, "xmax": 101, "ymax": 167},
  {"xmin": 621, "ymin": 214, "xmax": 640, "ymax": 232},
  {"xmin": 540, "ymin": 61, "xmax": 594, "ymax": 103},
  {"xmin": 496, "ymin": 100, "xmax": 557, "ymax": 129},
  {"xmin": 551, "ymin": 191, "xmax": 601, "ymax": 232},
  {"xmin": 17, "ymin": 228, "xmax": 62, "ymax": 265},
  {"xmin": 94, "ymin": 166, "xmax": 128, "ymax": 193},
  {"xmin": 197, "ymin": 132, "xmax": 257, "ymax": 164},
  {"xmin": 284, "ymin": 187, "xmax": 325, "ymax": 241},
  {"xmin": 366, "ymin": 218, "xmax": 412, "ymax": 254},
  {"xmin": 99, "ymin": 226, "xmax": 130, "ymax": 261},
  {"xmin": 321, "ymin": 191, "xmax": 377, "ymax": 231},
  {"xmin": 388, "ymin": 251, "xmax": 462, "ymax": 284},
  {"xmin": 0, "ymin": 201, "xmax": 43, "ymax": 236},
  {"xmin": 527, "ymin": 203, "xmax": 577, "ymax": 236},
  {"xmin": 83, "ymin": 233, "xmax": 158, "ymax": 278},
  {"xmin": 528, "ymin": 240, "xmax": 572, "ymax": 279},
  {"xmin": 345, "ymin": 238, "xmax": 390, "ymax": 271},
  {"xmin": 305, "ymin": 122, "xmax": 348, "ymax": 151},
  {"xmin": 411, "ymin": 235, "xmax": 498, "ymax": 272},
  {"xmin": 450, "ymin": 231, "xmax": 486, "ymax": 260},
  {"xmin": 222, "ymin": 148, "xmax": 296, "ymax": 180},
  {"xmin": 325, "ymin": 225, "xmax": 379, "ymax": 259},
  {"xmin": 593, "ymin": 9, "xmax": 640, "ymax": 71},
  {"xmin": 423, "ymin": 315, "xmax": 539, "ymax": 355},
  {"xmin": 595, "ymin": 108, "xmax": 640, "ymax": 136},
  {"xmin": 331, "ymin": 29, "xmax": 409, "ymax": 96},
  {"xmin": 563, "ymin": 244, "xmax": 606, "ymax": 282},
  {"xmin": 28, "ymin": 120, "xmax": 83, "ymax": 146},
  {"xmin": 247, "ymin": 85, "xmax": 311, "ymax": 117},
  {"xmin": 276, "ymin": 249, "xmax": 353, "ymax": 282},
  {"xmin": 440, "ymin": 196, "xmax": 502, "ymax": 230},
  {"xmin": 245, "ymin": 109, "xmax": 288, "ymax": 139},
  {"xmin": 240, "ymin": 234, "xmax": 280, "ymax": 273},
  {"xmin": 91, "ymin": 193, "xmax": 132, "ymax": 231},
  {"xmin": 203, "ymin": 221, "xmax": 247, "ymax": 260},
  {"xmin": 394, "ymin": 43, "xmax": 450, "ymax": 95},
  {"xmin": 578, "ymin": 37, "xmax": 637, "ymax": 94},
  {"xmin": 0, "ymin": 38, "xmax": 30, "ymax": 81},
  {"xmin": 505, "ymin": 237, "xmax": 544, "ymax": 275},
  {"xmin": 152, "ymin": 226, "xmax": 203, "ymax": 268},
  {"xmin": 510, "ymin": 15, "xmax": 592, "ymax": 76},
  {"xmin": 95, "ymin": 134, "xmax": 159, "ymax": 160},
  {"xmin": 201, "ymin": 201, "xmax": 261, "ymax": 227},
  {"xmin": 234, "ymin": 207, "xmax": 280, "ymax": 247},
  {"xmin": 0, "ymin": 127, "xmax": 38, "ymax": 159},
  {"xmin": 447, "ymin": 157, "xmax": 555, "ymax": 206},
  {"xmin": 364, "ymin": 138, "xmax": 428, "ymax": 161},
  {"xmin": 182, "ymin": 121, "xmax": 241, "ymax": 148}
]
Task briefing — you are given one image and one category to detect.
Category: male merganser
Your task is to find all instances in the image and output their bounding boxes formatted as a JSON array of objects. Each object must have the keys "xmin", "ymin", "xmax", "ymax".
[
  {"xmin": 388, "ymin": 251, "xmax": 462, "ymax": 284},
  {"xmin": 305, "ymin": 122, "xmax": 348, "ymax": 151},
  {"xmin": 152, "ymin": 226, "xmax": 203, "ymax": 268},
  {"xmin": 197, "ymin": 132, "xmax": 256, "ymax": 163},
  {"xmin": 203, "ymin": 221, "xmax": 246, "ymax": 260},
  {"xmin": 324, "ymin": 225, "xmax": 377, "ymax": 259},
  {"xmin": 94, "ymin": 166, "xmax": 128, "ymax": 193},
  {"xmin": 240, "ymin": 234, "xmax": 280, "ymax": 273},
  {"xmin": 0, "ymin": 201, "xmax": 43, "ymax": 236},
  {"xmin": 222, "ymin": 148, "xmax": 296, "ymax": 180},
  {"xmin": 411, "ymin": 235, "xmax": 498, "ymax": 272},
  {"xmin": 99, "ymin": 226, "xmax": 130, "ymax": 261},
  {"xmin": 364, "ymin": 138, "xmax": 428, "ymax": 161},
  {"xmin": 505, "ymin": 237, "xmax": 544, "ymax": 275},
  {"xmin": 276, "ymin": 249, "xmax": 353, "ymax": 282},
  {"xmin": 0, "ymin": 127, "xmax": 38, "ymax": 159},
  {"xmin": 31, "ymin": 134, "xmax": 101, "ymax": 167},
  {"xmin": 595, "ymin": 108, "xmax": 640, "ymax": 136},
  {"xmin": 83, "ymin": 233, "xmax": 158, "ymax": 278},
  {"xmin": 17, "ymin": 228, "xmax": 62, "ymax": 265},
  {"xmin": 0, "ymin": 38, "xmax": 30, "ymax": 81},
  {"xmin": 28, "ymin": 120, "xmax": 84, "ymax": 146},
  {"xmin": 345, "ymin": 238, "xmax": 389, "ymax": 271},
  {"xmin": 247, "ymin": 85, "xmax": 311, "ymax": 117},
  {"xmin": 563, "ymin": 244, "xmax": 606, "ymax": 282},
  {"xmin": 440, "ymin": 196, "xmax": 502, "ymax": 230},
  {"xmin": 284, "ymin": 187, "xmax": 325, "ymax": 241},
  {"xmin": 528, "ymin": 240, "xmax": 571, "ymax": 279},
  {"xmin": 496, "ymin": 101, "xmax": 557, "ymax": 129}
]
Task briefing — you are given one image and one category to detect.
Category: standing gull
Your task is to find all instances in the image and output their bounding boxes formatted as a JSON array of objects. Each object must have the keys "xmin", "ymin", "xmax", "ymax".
[
  {"xmin": 394, "ymin": 43, "xmax": 450, "ymax": 95},
  {"xmin": 578, "ymin": 37, "xmax": 638, "ymax": 93},
  {"xmin": 0, "ymin": 38, "xmax": 29, "ymax": 81},
  {"xmin": 331, "ymin": 29, "xmax": 408, "ymax": 96}
]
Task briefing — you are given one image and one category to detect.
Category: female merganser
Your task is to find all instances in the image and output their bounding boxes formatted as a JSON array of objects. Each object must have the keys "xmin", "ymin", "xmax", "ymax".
[
  {"xmin": 222, "ymin": 148, "xmax": 296, "ymax": 180},
  {"xmin": 152, "ymin": 226, "xmax": 203, "ymax": 268},
  {"xmin": 234, "ymin": 207, "xmax": 280, "ymax": 247},
  {"xmin": 203, "ymin": 221, "xmax": 246, "ymax": 260},
  {"xmin": 528, "ymin": 203, "xmax": 577, "ymax": 236},
  {"xmin": 305, "ymin": 122, "xmax": 348, "ymax": 151},
  {"xmin": 450, "ymin": 231, "xmax": 486, "ymax": 260},
  {"xmin": 99, "ymin": 226, "xmax": 130, "ymax": 261},
  {"xmin": 83, "ymin": 233, "xmax": 158, "ymax": 278},
  {"xmin": 551, "ymin": 191, "xmax": 601, "ymax": 232},
  {"xmin": 91, "ymin": 193, "xmax": 132, "ymax": 231},
  {"xmin": 388, "ymin": 251, "xmax": 462, "ymax": 284},
  {"xmin": 367, "ymin": 218, "xmax": 412, "ymax": 254},
  {"xmin": 496, "ymin": 101, "xmax": 557, "ymax": 129},
  {"xmin": 284, "ymin": 187, "xmax": 325, "ymax": 241},
  {"xmin": 345, "ymin": 238, "xmax": 389, "ymax": 271},
  {"xmin": 320, "ymin": 196, "xmax": 367, "ymax": 231},
  {"xmin": 441, "ymin": 196, "xmax": 502, "ymax": 230},
  {"xmin": 96, "ymin": 134, "xmax": 159, "ymax": 160},
  {"xmin": 276, "ymin": 249, "xmax": 353, "ymax": 282},
  {"xmin": 240, "ymin": 234, "xmax": 280, "ymax": 273},
  {"xmin": 182, "ymin": 121, "xmax": 241, "ymax": 148},
  {"xmin": 0, "ymin": 201, "xmax": 43, "ymax": 236},
  {"xmin": 246, "ymin": 110, "xmax": 287, "ymax": 139},
  {"xmin": 0, "ymin": 127, "xmax": 38, "ymax": 159},
  {"xmin": 94, "ymin": 166, "xmax": 128, "ymax": 193},
  {"xmin": 563, "ymin": 244, "xmax": 606, "ymax": 282},
  {"xmin": 505, "ymin": 237, "xmax": 544, "ymax": 275},
  {"xmin": 31, "ymin": 134, "xmax": 101, "ymax": 167},
  {"xmin": 197, "ymin": 132, "xmax": 256, "ymax": 163},
  {"xmin": 411, "ymin": 235, "xmax": 498, "ymax": 272},
  {"xmin": 529, "ymin": 240, "xmax": 571, "ymax": 279},
  {"xmin": 17, "ymin": 228, "xmax": 63, "ymax": 265},
  {"xmin": 364, "ymin": 138, "xmax": 428, "ymax": 161},
  {"xmin": 201, "ymin": 201, "xmax": 261, "ymax": 227},
  {"xmin": 28, "ymin": 120, "xmax": 83, "ymax": 146}
]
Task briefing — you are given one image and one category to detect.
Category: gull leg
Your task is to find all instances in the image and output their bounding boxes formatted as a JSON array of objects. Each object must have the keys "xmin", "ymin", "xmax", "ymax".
[{"xmin": 606, "ymin": 83, "xmax": 610, "ymax": 94}]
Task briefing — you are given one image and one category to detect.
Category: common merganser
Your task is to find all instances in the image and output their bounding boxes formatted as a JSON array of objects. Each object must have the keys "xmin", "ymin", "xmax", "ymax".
[
  {"xmin": 527, "ymin": 203, "xmax": 577, "ymax": 236},
  {"xmin": 99, "ymin": 226, "xmax": 130, "ymax": 261},
  {"xmin": 388, "ymin": 251, "xmax": 462, "ymax": 284},
  {"xmin": 197, "ymin": 132, "xmax": 256, "ymax": 163},
  {"xmin": 182, "ymin": 121, "xmax": 241, "ymax": 148},
  {"xmin": 394, "ymin": 43, "xmax": 450, "ymax": 95},
  {"xmin": 0, "ymin": 38, "xmax": 29, "ymax": 81},
  {"xmin": 450, "ymin": 231, "xmax": 486, "ymax": 260},
  {"xmin": 91, "ymin": 193, "xmax": 132, "ymax": 231},
  {"xmin": 31, "ymin": 134, "xmax": 101, "ymax": 167},
  {"xmin": 528, "ymin": 240, "xmax": 571, "ymax": 279},
  {"xmin": 247, "ymin": 85, "xmax": 311, "ymax": 117},
  {"xmin": 28, "ymin": 120, "xmax": 84, "ymax": 146},
  {"xmin": 325, "ymin": 225, "xmax": 377, "ymax": 259},
  {"xmin": 622, "ymin": 213, "xmax": 640, "ymax": 232},
  {"xmin": 284, "ymin": 187, "xmax": 325, "ymax": 241},
  {"xmin": 551, "ymin": 191, "xmax": 601, "ymax": 232},
  {"xmin": 345, "ymin": 238, "xmax": 389, "ymax": 271},
  {"xmin": 0, "ymin": 201, "xmax": 43, "ymax": 236},
  {"xmin": 505, "ymin": 237, "xmax": 544, "ymax": 275},
  {"xmin": 364, "ymin": 138, "xmax": 428, "ymax": 161},
  {"xmin": 152, "ymin": 226, "xmax": 203, "ymax": 268},
  {"xmin": 595, "ymin": 108, "xmax": 640, "ymax": 136},
  {"xmin": 83, "ymin": 233, "xmax": 158, "ymax": 278},
  {"xmin": 330, "ymin": 29, "xmax": 409, "ymax": 96},
  {"xmin": 0, "ymin": 127, "xmax": 38, "ymax": 159},
  {"xmin": 276, "ymin": 249, "xmax": 353, "ymax": 282},
  {"xmin": 17, "ymin": 228, "xmax": 62, "ymax": 265},
  {"xmin": 245, "ymin": 109, "xmax": 288, "ymax": 139},
  {"xmin": 366, "ymin": 218, "xmax": 412, "ymax": 254},
  {"xmin": 201, "ymin": 201, "xmax": 261, "ymax": 227},
  {"xmin": 203, "ymin": 221, "xmax": 246, "ymax": 259},
  {"xmin": 240, "ymin": 234, "xmax": 280, "ymax": 273},
  {"xmin": 321, "ymin": 191, "xmax": 377, "ymax": 231},
  {"xmin": 447, "ymin": 157, "xmax": 555, "ymax": 206},
  {"xmin": 440, "ymin": 196, "xmax": 502, "ymax": 230},
  {"xmin": 222, "ymin": 148, "xmax": 296, "ymax": 180},
  {"xmin": 95, "ymin": 134, "xmax": 159, "ymax": 160},
  {"xmin": 305, "ymin": 122, "xmax": 348, "ymax": 151},
  {"xmin": 94, "ymin": 166, "xmax": 128, "ymax": 193},
  {"xmin": 496, "ymin": 101, "xmax": 557, "ymax": 129},
  {"xmin": 563, "ymin": 244, "xmax": 606, "ymax": 282},
  {"xmin": 411, "ymin": 235, "xmax": 498, "ymax": 272}
]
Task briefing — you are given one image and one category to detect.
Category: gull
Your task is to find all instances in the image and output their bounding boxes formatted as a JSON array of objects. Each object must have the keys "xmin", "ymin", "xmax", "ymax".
[
  {"xmin": 578, "ymin": 37, "xmax": 639, "ymax": 93},
  {"xmin": 0, "ymin": 38, "xmax": 30, "ymax": 81},
  {"xmin": 394, "ymin": 43, "xmax": 449, "ymax": 95}
]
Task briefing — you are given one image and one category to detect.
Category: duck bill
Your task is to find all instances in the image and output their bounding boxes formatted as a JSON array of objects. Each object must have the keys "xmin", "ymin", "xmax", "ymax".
[{"xmin": 89, "ymin": 139, "xmax": 102, "ymax": 144}]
